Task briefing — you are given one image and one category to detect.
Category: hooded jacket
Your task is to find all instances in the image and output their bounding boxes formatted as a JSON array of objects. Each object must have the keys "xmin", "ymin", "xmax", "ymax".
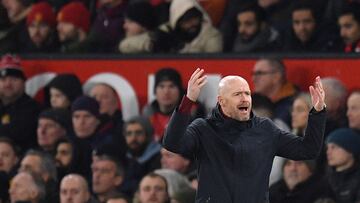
[{"xmin": 163, "ymin": 105, "xmax": 326, "ymax": 203}]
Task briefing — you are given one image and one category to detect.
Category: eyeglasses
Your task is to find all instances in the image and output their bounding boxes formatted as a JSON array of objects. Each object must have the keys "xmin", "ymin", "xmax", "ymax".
[
  {"xmin": 125, "ymin": 130, "xmax": 145, "ymax": 137},
  {"xmin": 252, "ymin": 70, "xmax": 277, "ymax": 77}
]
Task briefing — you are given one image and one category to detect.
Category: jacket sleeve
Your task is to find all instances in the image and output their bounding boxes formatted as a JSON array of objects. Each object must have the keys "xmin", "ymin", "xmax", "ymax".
[{"xmin": 275, "ymin": 108, "xmax": 326, "ymax": 160}]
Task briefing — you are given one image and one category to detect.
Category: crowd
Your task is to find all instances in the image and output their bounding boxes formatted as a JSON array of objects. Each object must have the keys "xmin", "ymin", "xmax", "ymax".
[{"xmin": 1, "ymin": 0, "xmax": 360, "ymax": 54}]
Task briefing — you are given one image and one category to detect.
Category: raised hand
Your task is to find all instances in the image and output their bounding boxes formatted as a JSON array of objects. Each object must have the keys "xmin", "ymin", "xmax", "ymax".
[
  {"xmin": 186, "ymin": 68, "xmax": 207, "ymax": 102},
  {"xmin": 309, "ymin": 76, "xmax": 326, "ymax": 112}
]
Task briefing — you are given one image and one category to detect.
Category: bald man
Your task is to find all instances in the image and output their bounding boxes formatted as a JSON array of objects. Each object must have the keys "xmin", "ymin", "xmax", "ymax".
[
  {"xmin": 163, "ymin": 68, "xmax": 327, "ymax": 203},
  {"xmin": 60, "ymin": 174, "xmax": 94, "ymax": 203}
]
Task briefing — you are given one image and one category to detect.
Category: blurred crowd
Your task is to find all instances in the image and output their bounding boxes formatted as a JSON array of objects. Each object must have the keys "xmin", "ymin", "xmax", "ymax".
[{"xmin": 1, "ymin": 0, "xmax": 360, "ymax": 54}]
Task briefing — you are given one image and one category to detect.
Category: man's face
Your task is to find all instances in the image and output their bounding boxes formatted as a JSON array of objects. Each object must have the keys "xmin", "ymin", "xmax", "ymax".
[
  {"xmin": 123, "ymin": 18, "xmax": 146, "ymax": 37},
  {"xmin": 60, "ymin": 176, "xmax": 90, "ymax": 203},
  {"xmin": 283, "ymin": 160, "xmax": 312, "ymax": 189},
  {"xmin": 178, "ymin": 16, "xmax": 202, "ymax": 38},
  {"xmin": 37, "ymin": 118, "xmax": 66, "ymax": 151},
  {"xmin": 252, "ymin": 60, "xmax": 278, "ymax": 96},
  {"xmin": 291, "ymin": 98, "xmax": 310, "ymax": 130},
  {"xmin": 9, "ymin": 173, "xmax": 38, "ymax": 203},
  {"xmin": 0, "ymin": 76, "xmax": 24, "ymax": 103},
  {"xmin": 56, "ymin": 143, "xmax": 73, "ymax": 168},
  {"xmin": 50, "ymin": 87, "xmax": 71, "ymax": 109},
  {"xmin": 347, "ymin": 92, "xmax": 360, "ymax": 129},
  {"xmin": 19, "ymin": 155, "xmax": 42, "ymax": 176},
  {"xmin": 139, "ymin": 176, "xmax": 168, "ymax": 203},
  {"xmin": 326, "ymin": 143, "xmax": 354, "ymax": 170},
  {"xmin": 57, "ymin": 22, "xmax": 79, "ymax": 42},
  {"xmin": 292, "ymin": 9, "xmax": 316, "ymax": 43},
  {"xmin": 160, "ymin": 148, "xmax": 190, "ymax": 174},
  {"xmin": 339, "ymin": 14, "xmax": 360, "ymax": 45},
  {"xmin": 72, "ymin": 111, "xmax": 99, "ymax": 138},
  {"xmin": 237, "ymin": 11, "xmax": 260, "ymax": 42},
  {"xmin": 2, "ymin": 0, "xmax": 25, "ymax": 22},
  {"xmin": 90, "ymin": 84, "xmax": 118, "ymax": 116},
  {"xmin": 155, "ymin": 81, "xmax": 180, "ymax": 110},
  {"xmin": 28, "ymin": 22, "xmax": 51, "ymax": 47},
  {"xmin": 0, "ymin": 142, "xmax": 18, "ymax": 173},
  {"xmin": 92, "ymin": 160, "xmax": 122, "ymax": 195},
  {"xmin": 125, "ymin": 123, "xmax": 147, "ymax": 152},
  {"xmin": 218, "ymin": 77, "xmax": 252, "ymax": 121}
]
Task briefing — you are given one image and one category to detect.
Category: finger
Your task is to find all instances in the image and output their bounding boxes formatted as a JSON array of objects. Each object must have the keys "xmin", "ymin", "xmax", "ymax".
[
  {"xmin": 316, "ymin": 76, "xmax": 324, "ymax": 91},
  {"xmin": 190, "ymin": 68, "xmax": 201, "ymax": 81},
  {"xmin": 196, "ymin": 75, "xmax": 207, "ymax": 85},
  {"xmin": 191, "ymin": 69, "xmax": 205, "ymax": 83},
  {"xmin": 309, "ymin": 85, "xmax": 316, "ymax": 100},
  {"xmin": 198, "ymin": 80, "xmax": 207, "ymax": 88}
]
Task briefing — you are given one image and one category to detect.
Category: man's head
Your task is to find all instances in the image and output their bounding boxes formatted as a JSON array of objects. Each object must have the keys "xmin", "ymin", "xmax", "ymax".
[
  {"xmin": 55, "ymin": 139, "xmax": 73, "ymax": 168},
  {"xmin": 0, "ymin": 54, "xmax": 26, "ymax": 105},
  {"xmin": 338, "ymin": 2, "xmax": 360, "ymax": 46},
  {"xmin": 283, "ymin": 159, "xmax": 314, "ymax": 190},
  {"xmin": 326, "ymin": 128, "xmax": 360, "ymax": 172},
  {"xmin": 124, "ymin": 116, "xmax": 154, "ymax": 157},
  {"xmin": 123, "ymin": 2, "xmax": 156, "ymax": 37},
  {"xmin": 252, "ymin": 58, "xmax": 286, "ymax": 98},
  {"xmin": 236, "ymin": 3, "xmax": 266, "ymax": 42},
  {"xmin": 217, "ymin": 76, "xmax": 252, "ymax": 121},
  {"xmin": 291, "ymin": 2, "xmax": 316, "ymax": 43},
  {"xmin": 57, "ymin": 2, "xmax": 90, "ymax": 43},
  {"xmin": 161, "ymin": 148, "xmax": 190, "ymax": 174},
  {"xmin": 347, "ymin": 91, "xmax": 360, "ymax": 130},
  {"xmin": 60, "ymin": 174, "xmax": 90, "ymax": 203},
  {"xmin": 321, "ymin": 77, "xmax": 347, "ymax": 117},
  {"xmin": 37, "ymin": 108, "xmax": 71, "ymax": 151},
  {"xmin": 175, "ymin": 7, "xmax": 203, "ymax": 42},
  {"xmin": 9, "ymin": 171, "xmax": 45, "ymax": 203},
  {"xmin": 291, "ymin": 93, "xmax": 312, "ymax": 131},
  {"xmin": 2, "ymin": 0, "xmax": 32, "ymax": 23},
  {"xmin": 26, "ymin": 2, "xmax": 56, "ymax": 47},
  {"xmin": 0, "ymin": 137, "xmax": 19, "ymax": 173},
  {"xmin": 89, "ymin": 83, "xmax": 119, "ymax": 116},
  {"xmin": 71, "ymin": 96, "xmax": 101, "ymax": 139},
  {"xmin": 138, "ymin": 173, "xmax": 169, "ymax": 203}
]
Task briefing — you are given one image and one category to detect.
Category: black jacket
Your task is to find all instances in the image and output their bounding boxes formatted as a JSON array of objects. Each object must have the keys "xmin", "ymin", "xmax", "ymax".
[{"xmin": 163, "ymin": 105, "xmax": 326, "ymax": 203}]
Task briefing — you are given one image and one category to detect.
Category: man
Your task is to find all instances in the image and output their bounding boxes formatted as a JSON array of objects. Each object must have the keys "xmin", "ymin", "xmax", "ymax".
[
  {"xmin": 60, "ymin": 174, "xmax": 99, "ymax": 203},
  {"xmin": 338, "ymin": 2, "xmax": 360, "ymax": 53},
  {"xmin": 347, "ymin": 90, "xmax": 360, "ymax": 132},
  {"xmin": 0, "ymin": 54, "xmax": 41, "ymax": 152},
  {"xmin": 9, "ymin": 171, "xmax": 45, "ymax": 203},
  {"xmin": 138, "ymin": 173, "xmax": 170, "ymax": 203},
  {"xmin": 232, "ymin": 3, "xmax": 281, "ymax": 52},
  {"xmin": 252, "ymin": 58, "xmax": 299, "ymax": 126},
  {"xmin": 161, "ymin": 148, "xmax": 192, "ymax": 175},
  {"xmin": 163, "ymin": 68, "xmax": 326, "ymax": 202},
  {"xmin": 326, "ymin": 128, "xmax": 360, "ymax": 203},
  {"xmin": 0, "ymin": 137, "xmax": 19, "ymax": 174}
]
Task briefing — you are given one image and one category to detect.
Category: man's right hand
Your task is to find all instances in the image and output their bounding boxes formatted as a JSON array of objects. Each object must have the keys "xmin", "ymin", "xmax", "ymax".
[{"xmin": 186, "ymin": 68, "xmax": 207, "ymax": 102}]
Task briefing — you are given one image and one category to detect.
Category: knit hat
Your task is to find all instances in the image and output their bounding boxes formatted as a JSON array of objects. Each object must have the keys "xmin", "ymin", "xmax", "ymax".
[
  {"xmin": 57, "ymin": 2, "xmax": 90, "ymax": 32},
  {"xmin": 154, "ymin": 68, "xmax": 184, "ymax": 94},
  {"xmin": 71, "ymin": 96, "xmax": 100, "ymax": 118},
  {"xmin": 26, "ymin": 2, "xmax": 56, "ymax": 27},
  {"xmin": 326, "ymin": 128, "xmax": 360, "ymax": 156},
  {"xmin": 126, "ymin": 2, "xmax": 157, "ymax": 30},
  {"xmin": 39, "ymin": 108, "xmax": 72, "ymax": 132},
  {"xmin": 125, "ymin": 116, "xmax": 154, "ymax": 139},
  {"xmin": 47, "ymin": 73, "xmax": 83, "ymax": 103},
  {"xmin": 0, "ymin": 54, "xmax": 26, "ymax": 80}
]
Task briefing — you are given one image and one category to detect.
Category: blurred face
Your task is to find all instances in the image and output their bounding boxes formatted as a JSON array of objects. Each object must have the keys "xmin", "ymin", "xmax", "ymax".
[
  {"xmin": 3, "ymin": 0, "xmax": 25, "ymax": 22},
  {"xmin": 107, "ymin": 199, "xmax": 128, "ymax": 203},
  {"xmin": 0, "ymin": 142, "xmax": 18, "ymax": 173},
  {"xmin": 252, "ymin": 60, "xmax": 279, "ymax": 96},
  {"xmin": 291, "ymin": 98, "xmax": 310, "ymax": 130},
  {"xmin": 92, "ymin": 160, "xmax": 122, "ymax": 194},
  {"xmin": 72, "ymin": 111, "xmax": 99, "ymax": 138},
  {"xmin": 292, "ymin": 9, "xmax": 316, "ymax": 43},
  {"xmin": 283, "ymin": 160, "xmax": 312, "ymax": 190},
  {"xmin": 9, "ymin": 173, "xmax": 38, "ymax": 203},
  {"xmin": 37, "ymin": 118, "xmax": 66, "ymax": 151},
  {"xmin": 326, "ymin": 143, "xmax": 354, "ymax": 171},
  {"xmin": 178, "ymin": 16, "xmax": 202, "ymax": 37},
  {"xmin": 125, "ymin": 123, "xmax": 147, "ymax": 151},
  {"xmin": 56, "ymin": 143, "xmax": 73, "ymax": 168},
  {"xmin": 50, "ymin": 87, "xmax": 71, "ymax": 109},
  {"xmin": 218, "ymin": 77, "xmax": 252, "ymax": 121},
  {"xmin": 161, "ymin": 148, "xmax": 190, "ymax": 174},
  {"xmin": 57, "ymin": 22, "xmax": 79, "ymax": 42},
  {"xmin": 237, "ymin": 11, "xmax": 260, "ymax": 42},
  {"xmin": 139, "ymin": 176, "xmax": 169, "ymax": 203},
  {"xmin": 90, "ymin": 84, "xmax": 118, "ymax": 116},
  {"xmin": 155, "ymin": 81, "xmax": 180, "ymax": 110},
  {"xmin": 347, "ymin": 92, "xmax": 360, "ymax": 129},
  {"xmin": 123, "ymin": 18, "xmax": 146, "ymax": 37},
  {"xmin": 19, "ymin": 155, "xmax": 42, "ymax": 176},
  {"xmin": 60, "ymin": 175, "xmax": 90, "ymax": 203},
  {"xmin": 28, "ymin": 22, "xmax": 51, "ymax": 47},
  {"xmin": 0, "ymin": 76, "xmax": 24, "ymax": 103},
  {"xmin": 339, "ymin": 14, "xmax": 360, "ymax": 45}
]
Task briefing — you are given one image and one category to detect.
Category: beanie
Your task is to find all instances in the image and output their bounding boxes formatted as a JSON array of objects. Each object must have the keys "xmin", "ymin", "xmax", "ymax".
[
  {"xmin": 326, "ymin": 128, "xmax": 360, "ymax": 156},
  {"xmin": 126, "ymin": 2, "xmax": 157, "ymax": 30},
  {"xmin": 57, "ymin": 2, "xmax": 90, "ymax": 32},
  {"xmin": 154, "ymin": 68, "xmax": 184, "ymax": 94},
  {"xmin": 125, "ymin": 116, "xmax": 154, "ymax": 139},
  {"xmin": 26, "ymin": 2, "xmax": 56, "ymax": 27},
  {"xmin": 47, "ymin": 74, "xmax": 83, "ymax": 103},
  {"xmin": 0, "ymin": 54, "xmax": 26, "ymax": 80},
  {"xmin": 71, "ymin": 96, "xmax": 100, "ymax": 118},
  {"xmin": 39, "ymin": 108, "xmax": 72, "ymax": 132}
]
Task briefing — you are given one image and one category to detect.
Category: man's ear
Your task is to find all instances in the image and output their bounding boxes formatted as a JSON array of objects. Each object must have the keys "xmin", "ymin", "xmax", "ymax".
[
  {"xmin": 114, "ymin": 175, "xmax": 123, "ymax": 187},
  {"xmin": 218, "ymin": 95, "xmax": 223, "ymax": 106}
]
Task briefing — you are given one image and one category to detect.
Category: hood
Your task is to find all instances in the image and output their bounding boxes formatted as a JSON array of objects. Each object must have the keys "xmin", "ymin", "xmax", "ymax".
[{"xmin": 169, "ymin": 0, "xmax": 211, "ymax": 29}]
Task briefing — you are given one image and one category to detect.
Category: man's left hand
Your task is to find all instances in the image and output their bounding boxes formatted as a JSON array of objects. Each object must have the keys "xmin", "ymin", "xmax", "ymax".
[{"xmin": 309, "ymin": 76, "xmax": 326, "ymax": 112}]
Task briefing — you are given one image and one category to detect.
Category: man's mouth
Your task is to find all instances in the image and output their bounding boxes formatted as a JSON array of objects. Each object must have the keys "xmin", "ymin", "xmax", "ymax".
[{"xmin": 238, "ymin": 107, "xmax": 249, "ymax": 112}]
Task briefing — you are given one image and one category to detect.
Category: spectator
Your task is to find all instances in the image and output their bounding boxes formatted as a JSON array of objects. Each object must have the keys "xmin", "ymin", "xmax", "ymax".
[
  {"xmin": 291, "ymin": 93, "xmax": 312, "ymax": 136},
  {"xmin": 105, "ymin": 193, "xmax": 129, "ymax": 203},
  {"xmin": 55, "ymin": 138, "xmax": 75, "ymax": 180},
  {"xmin": 326, "ymin": 128, "xmax": 360, "ymax": 203},
  {"xmin": 0, "ymin": 54, "xmax": 41, "ymax": 152},
  {"xmin": 338, "ymin": 2, "xmax": 360, "ymax": 53},
  {"xmin": 9, "ymin": 171, "xmax": 45, "ymax": 203},
  {"xmin": 22, "ymin": 1, "xmax": 60, "ymax": 53},
  {"xmin": 154, "ymin": 169, "xmax": 193, "ymax": 199},
  {"xmin": 0, "ymin": 137, "xmax": 19, "ymax": 175},
  {"xmin": 138, "ymin": 172, "xmax": 170, "ymax": 203},
  {"xmin": 161, "ymin": 148, "xmax": 193, "ymax": 175},
  {"xmin": 60, "ymin": 174, "xmax": 99, "ymax": 203},
  {"xmin": 347, "ymin": 90, "xmax": 360, "ymax": 132}
]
